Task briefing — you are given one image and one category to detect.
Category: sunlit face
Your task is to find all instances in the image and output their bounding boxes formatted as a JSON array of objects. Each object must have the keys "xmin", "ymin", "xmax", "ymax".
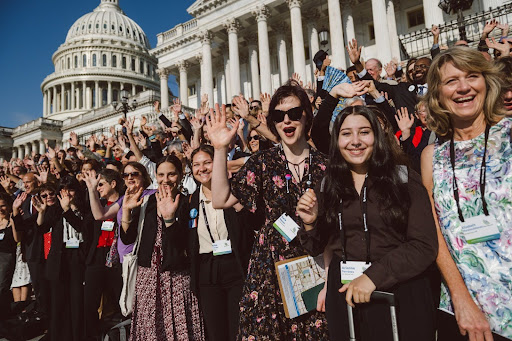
[
  {"xmin": 0, "ymin": 200, "xmax": 11, "ymax": 218},
  {"xmin": 274, "ymin": 96, "xmax": 307, "ymax": 146},
  {"xmin": 439, "ymin": 62, "xmax": 486, "ymax": 124},
  {"xmin": 39, "ymin": 189, "xmax": 57, "ymax": 206},
  {"xmin": 192, "ymin": 151, "xmax": 213, "ymax": 185},
  {"xmin": 248, "ymin": 130, "xmax": 261, "ymax": 152},
  {"xmin": 412, "ymin": 58, "xmax": 431, "ymax": 84},
  {"xmin": 338, "ymin": 114, "xmax": 374, "ymax": 173},
  {"xmin": 97, "ymin": 178, "xmax": 115, "ymax": 199},
  {"xmin": 365, "ymin": 60, "xmax": 382, "ymax": 81},
  {"xmin": 81, "ymin": 163, "xmax": 93, "ymax": 174},
  {"xmin": 112, "ymin": 146, "xmax": 123, "ymax": 159},
  {"xmin": 416, "ymin": 104, "xmax": 428, "ymax": 126},
  {"xmin": 123, "ymin": 165, "xmax": 143, "ymax": 190},
  {"xmin": 22, "ymin": 174, "xmax": 38, "ymax": 195},
  {"xmin": 156, "ymin": 162, "xmax": 181, "ymax": 191},
  {"xmin": 12, "ymin": 166, "xmax": 22, "ymax": 176}
]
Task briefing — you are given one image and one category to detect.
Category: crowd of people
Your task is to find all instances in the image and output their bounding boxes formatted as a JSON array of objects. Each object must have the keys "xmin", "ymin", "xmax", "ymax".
[{"xmin": 0, "ymin": 21, "xmax": 511, "ymax": 341}]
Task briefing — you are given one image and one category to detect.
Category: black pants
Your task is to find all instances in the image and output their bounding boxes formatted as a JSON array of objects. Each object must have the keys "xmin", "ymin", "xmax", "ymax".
[
  {"xmin": 0, "ymin": 252, "xmax": 15, "ymax": 320},
  {"xmin": 326, "ymin": 255, "xmax": 436, "ymax": 341},
  {"xmin": 84, "ymin": 247, "xmax": 122, "ymax": 339},
  {"xmin": 48, "ymin": 248, "xmax": 84, "ymax": 341},
  {"xmin": 27, "ymin": 260, "xmax": 50, "ymax": 315},
  {"xmin": 198, "ymin": 253, "xmax": 244, "ymax": 341}
]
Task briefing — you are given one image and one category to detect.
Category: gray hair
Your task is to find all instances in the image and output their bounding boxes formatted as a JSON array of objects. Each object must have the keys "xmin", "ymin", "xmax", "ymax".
[{"xmin": 166, "ymin": 140, "xmax": 184, "ymax": 153}]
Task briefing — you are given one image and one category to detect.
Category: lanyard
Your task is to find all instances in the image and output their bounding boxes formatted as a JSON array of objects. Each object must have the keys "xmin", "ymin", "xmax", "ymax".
[
  {"xmin": 280, "ymin": 145, "xmax": 313, "ymax": 194},
  {"xmin": 449, "ymin": 125, "xmax": 490, "ymax": 222},
  {"xmin": 200, "ymin": 200, "xmax": 227, "ymax": 243},
  {"xmin": 338, "ymin": 175, "xmax": 371, "ymax": 264}
]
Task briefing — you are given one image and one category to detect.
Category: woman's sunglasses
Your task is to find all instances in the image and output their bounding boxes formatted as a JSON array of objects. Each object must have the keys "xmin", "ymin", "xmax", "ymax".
[
  {"xmin": 271, "ymin": 106, "xmax": 303, "ymax": 123},
  {"xmin": 248, "ymin": 135, "xmax": 261, "ymax": 141},
  {"xmin": 40, "ymin": 192, "xmax": 55, "ymax": 199},
  {"xmin": 122, "ymin": 171, "xmax": 141, "ymax": 179}
]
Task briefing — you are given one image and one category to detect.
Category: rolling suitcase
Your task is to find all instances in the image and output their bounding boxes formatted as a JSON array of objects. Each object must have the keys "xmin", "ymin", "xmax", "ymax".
[{"xmin": 347, "ymin": 291, "xmax": 399, "ymax": 341}]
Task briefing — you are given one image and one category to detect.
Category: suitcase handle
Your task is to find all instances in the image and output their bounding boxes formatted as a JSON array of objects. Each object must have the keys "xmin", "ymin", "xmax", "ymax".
[{"xmin": 370, "ymin": 291, "xmax": 395, "ymax": 307}]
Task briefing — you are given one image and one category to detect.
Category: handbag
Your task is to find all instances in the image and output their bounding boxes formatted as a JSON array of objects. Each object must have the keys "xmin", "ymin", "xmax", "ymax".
[{"xmin": 119, "ymin": 195, "xmax": 149, "ymax": 317}]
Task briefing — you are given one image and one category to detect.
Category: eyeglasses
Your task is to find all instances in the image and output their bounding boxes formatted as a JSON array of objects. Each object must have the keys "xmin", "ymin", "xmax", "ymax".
[
  {"xmin": 250, "ymin": 105, "xmax": 261, "ymax": 110},
  {"xmin": 40, "ymin": 192, "xmax": 55, "ymax": 199},
  {"xmin": 271, "ymin": 106, "xmax": 303, "ymax": 123},
  {"xmin": 248, "ymin": 135, "xmax": 261, "ymax": 141},
  {"xmin": 122, "ymin": 171, "xmax": 141, "ymax": 179}
]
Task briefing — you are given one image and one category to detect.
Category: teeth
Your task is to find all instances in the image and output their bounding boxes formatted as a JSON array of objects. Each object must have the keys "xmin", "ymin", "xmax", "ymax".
[{"xmin": 454, "ymin": 96, "xmax": 474, "ymax": 103}]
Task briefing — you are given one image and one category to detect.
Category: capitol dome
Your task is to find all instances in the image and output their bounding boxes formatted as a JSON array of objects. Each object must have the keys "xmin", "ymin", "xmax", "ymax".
[{"xmin": 41, "ymin": 0, "xmax": 159, "ymax": 121}]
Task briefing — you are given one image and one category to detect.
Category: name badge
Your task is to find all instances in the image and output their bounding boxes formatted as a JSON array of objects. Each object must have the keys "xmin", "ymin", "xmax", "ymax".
[
  {"xmin": 340, "ymin": 261, "xmax": 371, "ymax": 284},
  {"xmin": 101, "ymin": 221, "xmax": 115, "ymax": 231},
  {"xmin": 0, "ymin": 232, "xmax": 5, "ymax": 241},
  {"xmin": 273, "ymin": 213, "xmax": 300, "ymax": 242},
  {"xmin": 212, "ymin": 239, "xmax": 232, "ymax": 256},
  {"xmin": 461, "ymin": 215, "xmax": 500, "ymax": 244},
  {"xmin": 66, "ymin": 238, "xmax": 80, "ymax": 249}
]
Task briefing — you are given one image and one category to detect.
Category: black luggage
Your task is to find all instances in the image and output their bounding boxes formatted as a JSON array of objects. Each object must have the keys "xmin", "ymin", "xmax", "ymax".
[{"xmin": 101, "ymin": 318, "xmax": 131, "ymax": 341}]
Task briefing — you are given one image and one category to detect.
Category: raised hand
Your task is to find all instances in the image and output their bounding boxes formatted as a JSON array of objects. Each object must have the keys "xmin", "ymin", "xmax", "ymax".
[
  {"xmin": 330, "ymin": 81, "xmax": 368, "ymax": 99},
  {"xmin": 46, "ymin": 146, "xmax": 56, "ymax": 160},
  {"xmin": 124, "ymin": 117, "xmax": 135, "ymax": 135},
  {"xmin": 123, "ymin": 187, "xmax": 144, "ymax": 210},
  {"xmin": 291, "ymin": 73, "xmax": 304, "ymax": 87},
  {"xmin": 260, "ymin": 93, "xmax": 271, "ymax": 114},
  {"xmin": 486, "ymin": 37, "xmax": 510, "ymax": 57},
  {"xmin": 58, "ymin": 189, "xmax": 72, "ymax": 212},
  {"xmin": 321, "ymin": 56, "xmax": 331, "ymax": 75},
  {"xmin": 32, "ymin": 195, "xmax": 47, "ymax": 213},
  {"xmin": 153, "ymin": 100, "xmax": 160, "ymax": 113},
  {"xmin": 232, "ymin": 96, "xmax": 249, "ymax": 119},
  {"xmin": 431, "ymin": 25, "xmax": 440, "ymax": 38},
  {"xmin": 171, "ymin": 98, "xmax": 182, "ymax": 119},
  {"xmin": 0, "ymin": 176, "xmax": 10, "ymax": 190},
  {"xmin": 395, "ymin": 107, "xmax": 415, "ymax": 139},
  {"xmin": 482, "ymin": 19, "xmax": 498, "ymax": 36},
  {"xmin": 190, "ymin": 116, "xmax": 204, "ymax": 130},
  {"xmin": 384, "ymin": 62, "xmax": 397, "ymax": 78},
  {"xmin": 347, "ymin": 38, "xmax": 362, "ymax": 64},
  {"xmin": 257, "ymin": 113, "xmax": 267, "ymax": 127},
  {"xmin": 140, "ymin": 115, "xmax": 147, "ymax": 127},
  {"xmin": 156, "ymin": 184, "xmax": 180, "ymax": 221},
  {"xmin": 182, "ymin": 141, "xmax": 193, "ymax": 160},
  {"xmin": 497, "ymin": 22, "xmax": 510, "ymax": 37},
  {"xmin": 13, "ymin": 192, "xmax": 28, "ymax": 215},
  {"xmin": 296, "ymin": 189, "xmax": 318, "ymax": 226},
  {"xmin": 205, "ymin": 104, "xmax": 239, "ymax": 150},
  {"xmin": 82, "ymin": 170, "xmax": 101, "ymax": 190},
  {"xmin": 35, "ymin": 165, "xmax": 49, "ymax": 184}
]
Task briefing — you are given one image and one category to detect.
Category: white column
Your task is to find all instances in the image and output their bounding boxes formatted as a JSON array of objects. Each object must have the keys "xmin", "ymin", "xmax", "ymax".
[
  {"xmin": 39, "ymin": 139, "xmax": 46, "ymax": 155},
  {"xmin": 224, "ymin": 19, "xmax": 241, "ymax": 97},
  {"xmin": 371, "ymin": 0, "xmax": 392, "ymax": 63},
  {"xmin": 223, "ymin": 54, "xmax": 232, "ymax": 101},
  {"xmin": 423, "ymin": 0, "xmax": 444, "ymax": 27},
  {"xmin": 43, "ymin": 91, "xmax": 48, "ymax": 116},
  {"xmin": 342, "ymin": 1, "xmax": 356, "ymax": 45},
  {"xmin": 82, "ymin": 81, "xmax": 86, "ymax": 109},
  {"xmin": 69, "ymin": 82, "xmax": 76, "ymax": 110},
  {"xmin": 52, "ymin": 87, "xmax": 57, "ymax": 113},
  {"xmin": 327, "ymin": 0, "xmax": 347, "ymax": 69},
  {"xmin": 17, "ymin": 146, "xmax": 24, "ymax": 159},
  {"xmin": 132, "ymin": 84, "xmax": 136, "ymax": 97},
  {"xmin": 386, "ymin": 0, "xmax": 400, "ymax": 60},
  {"xmin": 275, "ymin": 26, "xmax": 289, "ymax": 85},
  {"xmin": 107, "ymin": 81, "xmax": 112, "ymax": 104},
  {"xmin": 200, "ymin": 31, "xmax": 214, "ymax": 108},
  {"xmin": 60, "ymin": 84, "xmax": 65, "ymax": 112},
  {"xmin": 12, "ymin": 148, "xmax": 17, "ymax": 160},
  {"xmin": 253, "ymin": 6, "xmax": 272, "ymax": 94},
  {"xmin": 94, "ymin": 81, "xmax": 99, "ymax": 108},
  {"xmin": 158, "ymin": 69, "xmax": 169, "ymax": 110},
  {"xmin": 286, "ymin": 0, "xmax": 307, "ymax": 81},
  {"xmin": 247, "ymin": 35, "xmax": 261, "ymax": 99},
  {"xmin": 305, "ymin": 11, "xmax": 320, "ymax": 79},
  {"xmin": 24, "ymin": 144, "xmax": 31, "ymax": 158},
  {"xmin": 86, "ymin": 85, "xmax": 92, "ymax": 109},
  {"xmin": 98, "ymin": 83, "xmax": 103, "ymax": 107},
  {"xmin": 178, "ymin": 61, "xmax": 189, "ymax": 106}
]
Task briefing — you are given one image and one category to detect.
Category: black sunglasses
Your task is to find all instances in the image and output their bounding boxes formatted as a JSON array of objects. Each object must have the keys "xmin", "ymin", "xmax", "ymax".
[
  {"xmin": 271, "ymin": 106, "xmax": 303, "ymax": 123},
  {"xmin": 122, "ymin": 171, "xmax": 141, "ymax": 179},
  {"xmin": 248, "ymin": 135, "xmax": 261, "ymax": 141},
  {"xmin": 250, "ymin": 105, "xmax": 261, "ymax": 110},
  {"xmin": 40, "ymin": 192, "xmax": 55, "ymax": 199}
]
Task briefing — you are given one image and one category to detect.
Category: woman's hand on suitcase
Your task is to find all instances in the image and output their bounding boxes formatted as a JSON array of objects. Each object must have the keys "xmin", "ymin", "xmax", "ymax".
[{"xmin": 339, "ymin": 274, "xmax": 376, "ymax": 308}]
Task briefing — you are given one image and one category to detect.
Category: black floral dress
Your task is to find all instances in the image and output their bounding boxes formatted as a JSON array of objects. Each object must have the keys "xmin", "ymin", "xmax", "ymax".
[{"xmin": 231, "ymin": 145, "xmax": 329, "ymax": 340}]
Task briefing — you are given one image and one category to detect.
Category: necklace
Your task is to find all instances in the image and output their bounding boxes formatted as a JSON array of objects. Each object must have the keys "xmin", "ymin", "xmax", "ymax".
[{"xmin": 287, "ymin": 158, "xmax": 306, "ymax": 183}]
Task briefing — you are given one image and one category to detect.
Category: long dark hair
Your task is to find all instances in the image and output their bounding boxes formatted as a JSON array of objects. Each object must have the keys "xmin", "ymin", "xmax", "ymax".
[{"xmin": 320, "ymin": 106, "xmax": 411, "ymax": 232}]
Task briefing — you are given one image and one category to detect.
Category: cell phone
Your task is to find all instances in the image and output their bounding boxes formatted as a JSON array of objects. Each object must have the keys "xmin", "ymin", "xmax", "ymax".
[{"xmin": 159, "ymin": 114, "xmax": 173, "ymax": 128}]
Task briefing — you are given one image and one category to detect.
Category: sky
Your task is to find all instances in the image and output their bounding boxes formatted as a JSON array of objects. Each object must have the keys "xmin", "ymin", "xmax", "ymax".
[{"xmin": 0, "ymin": 0, "xmax": 194, "ymax": 128}]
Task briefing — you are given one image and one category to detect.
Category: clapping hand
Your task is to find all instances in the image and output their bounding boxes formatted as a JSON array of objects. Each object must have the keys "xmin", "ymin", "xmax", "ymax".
[
  {"xmin": 156, "ymin": 184, "xmax": 180, "ymax": 222},
  {"xmin": 205, "ymin": 103, "xmax": 239, "ymax": 150}
]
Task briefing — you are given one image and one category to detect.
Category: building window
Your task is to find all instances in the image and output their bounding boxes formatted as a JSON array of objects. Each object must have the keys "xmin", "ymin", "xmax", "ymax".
[
  {"xmin": 368, "ymin": 24, "xmax": 375, "ymax": 41},
  {"xmin": 188, "ymin": 85, "xmax": 196, "ymax": 96},
  {"xmin": 112, "ymin": 55, "xmax": 117, "ymax": 67},
  {"xmin": 122, "ymin": 57, "xmax": 127, "ymax": 69},
  {"xmin": 407, "ymin": 8, "xmax": 425, "ymax": 28},
  {"xmin": 119, "ymin": 26, "xmax": 123, "ymax": 32},
  {"xmin": 67, "ymin": 57, "xmax": 70, "ymax": 69},
  {"xmin": 112, "ymin": 24, "xmax": 115, "ymax": 31},
  {"xmin": 93, "ymin": 54, "xmax": 97, "ymax": 66},
  {"xmin": 83, "ymin": 55, "xmax": 87, "ymax": 67},
  {"xmin": 102, "ymin": 89, "xmax": 108, "ymax": 106},
  {"xmin": 140, "ymin": 61, "xmax": 144, "ymax": 74},
  {"xmin": 96, "ymin": 23, "xmax": 99, "ymax": 29},
  {"xmin": 113, "ymin": 90, "xmax": 118, "ymax": 102},
  {"xmin": 75, "ymin": 56, "xmax": 78, "ymax": 68},
  {"xmin": 131, "ymin": 58, "xmax": 136, "ymax": 71},
  {"xmin": 127, "ymin": 28, "xmax": 130, "ymax": 34},
  {"xmin": 104, "ymin": 23, "xmax": 107, "ymax": 29},
  {"xmin": 102, "ymin": 54, "xmax": 107, "ymax": 66}
]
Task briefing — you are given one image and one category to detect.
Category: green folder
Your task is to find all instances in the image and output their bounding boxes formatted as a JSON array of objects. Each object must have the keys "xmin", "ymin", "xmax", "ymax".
[{"xmin": 301, "ymin": 282, "xmax": 325, "ymax": 312}]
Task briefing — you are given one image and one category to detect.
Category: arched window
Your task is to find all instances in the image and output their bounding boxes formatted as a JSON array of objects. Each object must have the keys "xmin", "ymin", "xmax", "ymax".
[
  {"xmin": 83, "ymin": 55, "xmax": 87, "ymax": 67},
  {"xmin": 122, "ymin": 57, "xmax": 126, "ymax": 69},
  {"xmin": 112, "ymin": 55, "xmax": 117, "ymax": 67},
  {"xmin": 119, "ymin": 26, "xmax": 123, "ymax": 32},
  {"xmin": 92, "ymin": 54, "xmax": 97, "ymax": 67},
  {"xmin": 74, "ymin": 56, "xmax": 78, "ymax": 68},
  {"xmin": 102, "ymin": 54, "xmax": 107, "ymax": 67}
]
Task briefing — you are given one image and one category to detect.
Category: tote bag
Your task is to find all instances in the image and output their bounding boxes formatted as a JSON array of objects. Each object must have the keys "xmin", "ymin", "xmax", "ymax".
[{"xmin": 119, "ymin": 195, "xmax": 149, "ymax": 317}]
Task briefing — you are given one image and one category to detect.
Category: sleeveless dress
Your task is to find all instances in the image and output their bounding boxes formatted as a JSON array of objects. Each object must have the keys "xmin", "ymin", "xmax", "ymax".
[{"xmin": 432, "ymin": 117, "xmax": 512, "ymax": 338}]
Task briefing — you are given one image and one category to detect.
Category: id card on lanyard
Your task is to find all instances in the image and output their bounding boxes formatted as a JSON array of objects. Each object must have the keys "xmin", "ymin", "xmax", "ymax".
[
  {"xmin": 200, "ymin": 200, "xmax": 232, "ymax": 256},
  {"xmin": 450, "ymin": 125, "xmax": 500, "ymax": 243},
  {"xmin": 339, "ymin": 175, "xmax": 371, "ymax": 284}
]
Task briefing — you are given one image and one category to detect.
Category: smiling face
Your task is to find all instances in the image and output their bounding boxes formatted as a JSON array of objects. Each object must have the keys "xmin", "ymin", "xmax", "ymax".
[
  {"xmin": 273, "ymin": 96, "xmax": 307, "ymax": 147},
  {"xmin": 338, "ymin": 114, "xmax": 374, "ymax": 173},
  {"xmin": 123, "ymin": 165, "xmax": 143, "ymax": 190},
  {"xmin": 156, "ymin": 162, "xmax": 181, "ymax": 192},
  {"xmin": 0, "ymin": 199, "xmax": 11, "ymax": 219},
  {"xmin": 365, "ymin": 59, "xmax": 382, "ymax": 81},
  {"xmin": 40, "ymin": 189, "xmax": 57, "ymax": 206},
  {"xmin": 192, "ymin": 151, "xmax": 213, "ymax": 185},
  {"xmin": 413, "ymin": 58, "xmax": 431, "ymax": 84},
  {"xmin": 248, "ymin": 130, "xmax": 261, "ymax": 152},
  {"xmin": 415, "ymin": 103, "xmax": 428, "ymax": 126},
  {"xmin": 439, "ymin": 62, "xmax": 486, "ymax": 125},
  {"xmin": 97, "ymin": 178, "xmax": 116, "ymax": 199}
]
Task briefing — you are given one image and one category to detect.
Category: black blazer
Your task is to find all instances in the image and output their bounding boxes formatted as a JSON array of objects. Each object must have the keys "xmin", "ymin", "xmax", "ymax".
[
  {"xmin": 43, "ymin": 205, "xmax": 87, "ymax": 281},
  {"xmin": 188, "ymin": 189, "xmax": 255, "ymax": 294},
  {"xmin": 119, "ymin": 193, "xmax": 190, "ymax": 272},
  {"xmin": 14, "ymin": 195, "xmax": 43, "ymax": 263}
]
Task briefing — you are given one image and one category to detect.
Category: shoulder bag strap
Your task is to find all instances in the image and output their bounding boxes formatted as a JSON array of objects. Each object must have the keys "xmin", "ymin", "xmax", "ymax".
[{"xmin": 132, "ymin": 195, "xmax": 149, "ymax": 257}]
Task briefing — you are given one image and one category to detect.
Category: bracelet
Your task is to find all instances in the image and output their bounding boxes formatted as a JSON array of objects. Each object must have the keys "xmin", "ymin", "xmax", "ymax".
[
  {"xmin": 253, "ymin": 121, "xmax": 261, "ymax": 129},
  {"xmin": 121, "ymin": 219, "xmax": 132, "ymax": 225}
]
